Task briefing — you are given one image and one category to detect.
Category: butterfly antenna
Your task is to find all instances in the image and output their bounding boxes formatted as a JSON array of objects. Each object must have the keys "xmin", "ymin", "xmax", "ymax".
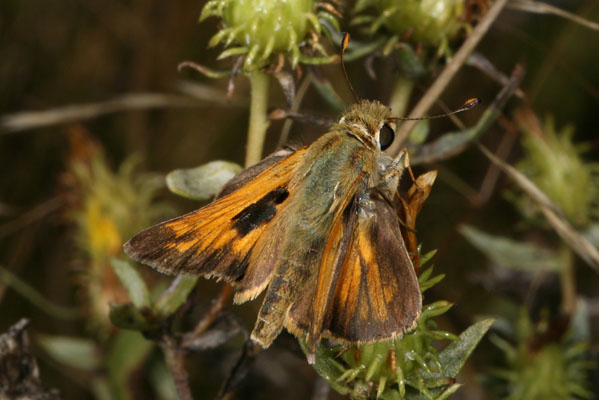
[
  {"xmin": 340, "ymin": 33, "xmax": 360, "ymax": 103},
  {"xmin": 388, "ymin": 98, "xmax": 480, "ymax": 121}
]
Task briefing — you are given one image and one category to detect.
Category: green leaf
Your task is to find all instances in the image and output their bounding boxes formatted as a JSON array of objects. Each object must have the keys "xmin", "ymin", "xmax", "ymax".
[
  {"xmin": 436, "ymin": 318, "xmax": 495, "ymax": 379},
  {"xmin": 395, "ymin": 44, "xmax": 427, "ymax": 79},
  {"xmin": 90, "ymin": 378, "xmax": 113, "ymax": 400},
  {"xmin": 153, "ymin": 276, "xmax": 198, "ymax": 318},
  {"xmin": 419, "ymin": 249, "xmax": 437, "ymax": 267},
  {"xmin": 419, "ymin": 273, "xmax": 445, "ymax": 293},
  {"xmin": 111, "ymin": 258, "xmax": 151, "ymax": 309},
  {"xmin": 299, "ymin": 339, "xmax": 350, "ymax": 396},
  {"xmin": 408, "ymin": 120, "xmax": 430, "ymax": 146},
  {"xmin": 309, "ymin": 70, "xmax": 346, "ymax": 112},
  {"xmin": 421, "ymin": 301, "xmax": 453, "ymax": 319},
  {"xmin": 37, "ymin": 335, "xmax": 101, "ymax": 371},
  {"xmin": 166, "ymin": 161, "xmax": 242, "ymax": 201},
  {"xmin": 398, "ymin": 383, "xmax": 461, "ymax": 400},
  {"xmin": 459, "ymin": 225, "xmax": 562, "ymax": 272}
]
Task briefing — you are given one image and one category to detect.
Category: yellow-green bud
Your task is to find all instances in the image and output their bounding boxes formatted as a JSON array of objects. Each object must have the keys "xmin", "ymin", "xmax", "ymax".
[
  {"xmin": 223, "ymin": 0, "xmax": 312, "ymax": 52},
  {"xmin": 517, "ymin": 113, "xmax": 599, "ymax": 228},
  {"xmin": 376, "ymin": 0, "xmax": 465, "ymax": 45},
  {"xmin": 202, "ymin": 0, "xmax": 333, "ymax": 68}
]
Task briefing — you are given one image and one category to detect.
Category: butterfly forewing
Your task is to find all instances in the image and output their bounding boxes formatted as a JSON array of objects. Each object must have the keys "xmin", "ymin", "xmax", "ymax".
[{"xmin": 123, "ymin": 147, "xmax": 307, "ymax": 283}]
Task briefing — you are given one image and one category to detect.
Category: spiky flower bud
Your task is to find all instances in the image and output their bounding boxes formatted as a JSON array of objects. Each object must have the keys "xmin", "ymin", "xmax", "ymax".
[
  {"xmin": 201, "ymin": 0, "xmax": 339, "ymax": 69},
  {"xmin": 62, "ymin": 131, "xmax": 171, "ymax": 333},
  {"xmin": 491, "ymin": 309, "xmax": 593, "ymax": 400},
  {"xmin": 353, "ymin": 0, "xmax": 469, "ymax": 57},
  {"xmin": 515, "ymin": 110, "xmax": 599, "ymax": 228}
]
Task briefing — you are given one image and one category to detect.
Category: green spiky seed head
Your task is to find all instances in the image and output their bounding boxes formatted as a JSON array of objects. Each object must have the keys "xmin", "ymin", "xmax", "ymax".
[
  {"xmin": 380, "ymin": 0, "xmax": 465, "ymax": 45},
  {"xmin": 334, "ymin": 300, "xmax": 458, "ymax": 399},
  {"xmin": 354, "ymin": 0, "xmax": 467, "ymax": 56},
  {"xmin": 516, "ymin": 113, "xmax": 599, "ymax": 228},
  {"xmin": 65, "ymin": 149, "xmax": 170, "ymax": 334},
  {"xmin": 224, "ymin": 0, "xmax": 312, "ymax": 50},
  {"xmin": 202, "ymin": 0, "xmax": 337, "ymax": 69},
  {"xmin": 491, "ymin": 309, "xmax": 593, "ymax": 400}
]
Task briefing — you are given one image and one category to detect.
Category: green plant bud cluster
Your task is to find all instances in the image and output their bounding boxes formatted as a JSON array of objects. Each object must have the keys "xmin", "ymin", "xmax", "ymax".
[
  {"xmin": 491, "ymin": 309, "xmax": 593, "ymax": 400},
  {"xmin": 332, "ymin": 300, "xmax": 457, "ymax": 399},
  {"xmin": 517, "ymin": 115, "xmax": 599, "ymax": 228},
  {"xmin": 67, "ymin": 152, "xmax": 170, "ymax": 334},
  {"xmin": 353, "ymin": 0, "xmax": 467, "ymax": 57},
  {"xmin": 201, "ymin": 0, "xmax": 338, "ymax": 69}
]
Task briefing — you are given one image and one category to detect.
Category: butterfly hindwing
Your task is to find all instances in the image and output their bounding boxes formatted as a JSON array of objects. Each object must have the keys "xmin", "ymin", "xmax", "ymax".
[
  {"xmin": 123, "ymin": 147, "xmax": 307, "ymax": 283},
  {"xmin": 287, "ymin": 187, "xmax": 421, "ymax": 345},
  {"xmin": 325, "ymin": 189, "xmax": 421, "ymax": 342}
]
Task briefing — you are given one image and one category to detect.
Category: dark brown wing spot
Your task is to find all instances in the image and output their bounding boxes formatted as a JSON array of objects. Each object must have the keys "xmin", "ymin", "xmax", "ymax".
[{"xmin": 232, "ymin": 186, "xmax": 289, "ymax": 236}]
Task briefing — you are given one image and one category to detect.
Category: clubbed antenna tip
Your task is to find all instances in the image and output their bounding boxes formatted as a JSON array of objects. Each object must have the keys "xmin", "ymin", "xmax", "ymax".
[{"xmin": 388, "ymin": 98, "xmax": 481, "ymax": 121}]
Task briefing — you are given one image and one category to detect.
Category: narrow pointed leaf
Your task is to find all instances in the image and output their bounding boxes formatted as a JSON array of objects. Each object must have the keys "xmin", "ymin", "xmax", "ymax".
[
  {"xmin": 153, "ymin": 276, "xmax": 198, "ymax": 318},
  {"xmin": 111, "ymin": 258, "xmax": 151, "ymax": 309},
  {"xmin": 459, "ymin": 225, "xmax": 562, "ymax": 272},
  {"xmin": 37, "ymin": 335, "xmax": 101, "ymax": 371},
  {"xmin": 436, "ymin": 318, "xmax": 495, "ymax": 379}
]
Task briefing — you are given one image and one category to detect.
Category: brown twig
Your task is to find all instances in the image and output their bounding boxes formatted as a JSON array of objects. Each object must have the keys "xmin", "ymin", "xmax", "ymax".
[
  {"xmin": 466, "ymin": 53, "xmax": 526, "ymax": 99},
  {"xmin": 0, "ymin": 198, "xmax": 62, "ymax": 239},
  {"xmin": 217, "ymin": 340, "xmax": 263, "ymax": 400},
  {"xmin": 390, "ymin": 0, "xmax": 510, "ymax": 154},
  {"xmin": 475, "ymin": 120, "xmax": 518, "ymax": 206},
  {"xmin": 277, "ymin": 75, "xmax": 312, "ymax": 147},
  {"xmin": 412, "ymin": 62, "xmax": 525, "ymax": 165},
  {"xmin": 182, "ymin": 284, "xmax": 234, "ymax": 348},
  {"xmin": 508, "ymin": 0, "xmax": 599, "ymax": 31},
  {"xmin": 161, "ymin": 335, "xmax": 194, "ymax": 400},
  {"xmin": 1, "ymin": 93, "xmax": 203, "ymax": 133}
]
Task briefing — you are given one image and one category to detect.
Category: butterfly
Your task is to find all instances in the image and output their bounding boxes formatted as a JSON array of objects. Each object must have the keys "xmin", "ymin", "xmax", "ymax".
[{"xmin": 124, "ymin": 34, "xmax": 477, "ymax": 364}]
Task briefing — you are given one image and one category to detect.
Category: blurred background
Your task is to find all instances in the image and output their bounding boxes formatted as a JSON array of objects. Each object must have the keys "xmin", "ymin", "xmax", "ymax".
[{"xmin": 0, "ymin": 0, "xmax": 598, "ymax": 399}]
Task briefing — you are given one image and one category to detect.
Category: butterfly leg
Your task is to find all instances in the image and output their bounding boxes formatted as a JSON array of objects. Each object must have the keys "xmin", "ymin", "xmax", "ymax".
[
  {"xmin": 380, "ymin": 148, "xmax": 422, "ymax": 197},
  {"xmin": 385, "ymin": 147, "xmax": 410, "ymax": 175},
  {"xmin": 377, "ymin": 162, "xmax": 404, "ymax": 202}
]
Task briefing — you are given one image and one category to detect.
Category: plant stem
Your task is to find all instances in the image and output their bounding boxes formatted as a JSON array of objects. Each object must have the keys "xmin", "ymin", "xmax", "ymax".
[
  {"xmin": 559, "ymin": 245, "xmax": 576, "ymax": 315},
  {"xmin": 161, "ymin": 336, "xmax": 194, "ymax": 400},
  {"xmin": 182, "ymin": 284, "xmax": 233, "ymax": 348},
  {"xmin": 388, "ymin": 74, "xmax": 415, "ymax": 145},
  {"xmin": 245, "ymin": 71, "xmax": 270, "ymax": 167},
  {"xmin": 388, "ymin": 74, "xmax": 414, "ymax": 118}
]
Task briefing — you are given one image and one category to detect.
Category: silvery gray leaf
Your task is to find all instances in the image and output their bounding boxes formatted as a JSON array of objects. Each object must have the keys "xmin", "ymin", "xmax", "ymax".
[{"xmin": 166, "ymin": 161, "xmax": 243, "ymax": 201}]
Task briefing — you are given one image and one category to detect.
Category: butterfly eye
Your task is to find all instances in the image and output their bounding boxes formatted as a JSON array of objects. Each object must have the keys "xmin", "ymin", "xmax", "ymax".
[{"xmin": 379, "ymin": 124, "xmax": 395, "ymax": 150}]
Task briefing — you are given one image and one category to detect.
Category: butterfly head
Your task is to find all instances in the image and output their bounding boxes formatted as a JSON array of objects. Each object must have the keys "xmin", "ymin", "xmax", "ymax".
[{"xmin": 337, "ymin": 100, "xmax": 396, "ymax": 152}]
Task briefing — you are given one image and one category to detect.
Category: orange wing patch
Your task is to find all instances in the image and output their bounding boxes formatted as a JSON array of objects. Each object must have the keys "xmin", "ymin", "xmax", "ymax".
[{"xmin": 124, "ymin": 147, "xmax": 307, "ymax": 284}]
